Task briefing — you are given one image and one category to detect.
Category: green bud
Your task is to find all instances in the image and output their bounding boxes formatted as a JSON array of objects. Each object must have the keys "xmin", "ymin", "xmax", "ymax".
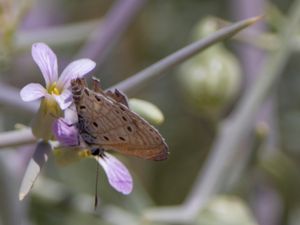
[
  {"xmin": 129, "ymin": 98, "xmax": 164, "ymax": 125},
  {"xmin": 31, "ymin": 99, "xmax": 63, "ymax": 140},
  {"xmin": 197, "ymin": 196, "xmax": 258, "ymax": 225},
  {"xmin": 192, "ymin": 16, "xmax": 220, "ymax": 39},
  {"xmin": 177, "ymin": 17, "xmax": 241, "ymax": 117}
]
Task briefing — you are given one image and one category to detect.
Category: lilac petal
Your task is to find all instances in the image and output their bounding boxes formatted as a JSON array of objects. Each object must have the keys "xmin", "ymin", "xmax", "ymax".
[
  {"xmin": 64, "ymin": 106, "xmax": 79, "ymax": 124},
  {"xmin": 57, "ymin": 59, "xmax": 96, "ymax": 89},
  {"xmin": 52, "ymin": 118, "xmax": 79, "ymax": 146},
  {"xmin": 20, "ymin": 83, "xmax": 47, "ymax": 101},
  {"xmin": 53, "ymin": 89, "xmax": 72, "ymax": 110},
  {"xmin": 32, "ymin": 42, "xmax": 58, "ymax": 87},
  {"xmin": 19, "ymin": 141, "xmax": 51, "ymax": 200},
  {"xmin": 96, "ymin": 153, "xmax": 133, "ymax": 195}
]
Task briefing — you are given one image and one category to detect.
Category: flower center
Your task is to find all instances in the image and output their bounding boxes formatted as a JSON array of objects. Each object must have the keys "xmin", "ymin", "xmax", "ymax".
[{"xmin": 48, "ymin": 82, "xmax": 60, "ymax": 95}]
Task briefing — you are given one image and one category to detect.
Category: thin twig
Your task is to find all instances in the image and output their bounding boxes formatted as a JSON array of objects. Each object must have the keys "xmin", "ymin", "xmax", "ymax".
[
  {"xmin": 76, "ymin": 0, "xmax": 146, "ymax": 66},
  {"xmin": 0, "ymin": 128, "xmax": 35, "ymax": 148},
  {"xmin": 110, "ymin": 16, "xmax": 262, "ymax": 96},
  {"xmin": 143, "ymin": 0, "xmax": 300, "ymax": 223},
  {"xmin": 15, "ymin": 19, "xmax": 101, "ymax": 52},
  {"xmin": 0, "ymin": 82, "xmax": 38, "ymax": 113}
]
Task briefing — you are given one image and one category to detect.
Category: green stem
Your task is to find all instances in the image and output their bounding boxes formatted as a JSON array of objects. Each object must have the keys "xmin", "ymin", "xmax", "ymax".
[
  {"xmin": 15, "ymin": 19, "xmax": 101, "ymax": 52},
  {"xmin": 0, "ymin": 128, "xmax": 35, "ymax": 149}
]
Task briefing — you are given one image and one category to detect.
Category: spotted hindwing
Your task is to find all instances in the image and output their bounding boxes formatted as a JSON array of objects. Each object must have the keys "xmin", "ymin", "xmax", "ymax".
[{"xmin": 71, "ymin": 78, "xmax": 168, "ymax": 161}]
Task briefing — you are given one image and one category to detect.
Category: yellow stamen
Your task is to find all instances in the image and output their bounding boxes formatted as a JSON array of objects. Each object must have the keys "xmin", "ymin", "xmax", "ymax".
[
  {"xmin": 52, "ymin": 87, "xmax": 60, "ymax": 95},
  {"xmin": 48, "ymin": 82, "xmax": 60, "ymax": 95}
]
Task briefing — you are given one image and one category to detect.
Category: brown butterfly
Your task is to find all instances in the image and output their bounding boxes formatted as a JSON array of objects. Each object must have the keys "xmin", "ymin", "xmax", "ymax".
[{"xmin": 70, "ymin": 78, "xmax": 169, "ymax": 161}]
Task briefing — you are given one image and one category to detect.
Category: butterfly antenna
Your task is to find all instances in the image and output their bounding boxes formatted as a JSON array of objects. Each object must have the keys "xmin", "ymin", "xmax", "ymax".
[{"xmin": 94, "ymin": 160, "xmax": 100, "ymax": 210}]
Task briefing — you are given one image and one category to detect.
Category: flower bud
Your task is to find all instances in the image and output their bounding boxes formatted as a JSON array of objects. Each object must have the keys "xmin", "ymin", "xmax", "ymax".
[
  {"xmin": 177, "ymin": 17, "xmax": 241, "ymax": 117},
  {"xmin": 129, "ymin": 98, "xmax": 165, "ymax": 125},
  {"xmin": 197, "ymin": 196, "xmax": 258, "ymax": 225},
  {"xmin": 31, "ymin": 99, "xmax": 63, "ymax": 140}
]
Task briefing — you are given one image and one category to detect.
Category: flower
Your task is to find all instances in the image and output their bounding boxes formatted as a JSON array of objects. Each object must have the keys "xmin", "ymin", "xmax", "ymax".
[
  {"xmin": 52, "ymin": 117, "xmax": 79, "ymax": 147},
  {"xmin": 20, "ymin": 43, "xmax": 95, "ymax": 140},
  {"xmin": 52, "ymin": 118, "xmax": 133, "ymax": 195},
  {"xmin": 20, "ymin": 42, "xmax": 96, "ymax": 110}
]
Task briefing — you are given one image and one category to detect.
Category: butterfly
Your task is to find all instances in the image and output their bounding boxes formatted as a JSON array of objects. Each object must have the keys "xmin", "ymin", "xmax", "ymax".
[{"xmin": 70, "ymin": 77, "xmax": 169, "ymax": 161}]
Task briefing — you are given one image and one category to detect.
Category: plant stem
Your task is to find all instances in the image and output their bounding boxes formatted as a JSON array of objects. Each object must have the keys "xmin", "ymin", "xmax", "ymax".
[
  {"xmin": 0, "ymin": 128, "xmax": 35, "ymax": 149},
  {"xmin": 111, "ymin": 16, "xmax": 262, "ymax": 96},
  {"xmin": 0, "ymin": 82, "xmax": 38, "ymax": 113},
  {"xmin": 15, "ymin": 19, "xmax": 101, "ymax": 52},
  {"xmin": 76, "ymin": 0, "xmax": 146, "ymax": 66}
]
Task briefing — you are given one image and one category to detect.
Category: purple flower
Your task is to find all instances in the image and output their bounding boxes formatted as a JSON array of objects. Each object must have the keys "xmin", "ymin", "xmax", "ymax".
[
  {"xmin": 52, "ymin": 118, "xmax": 79, "ymax": 147},
  {"xmin": 20, "ymin": 42, "xmax": 96, "ymax": 110},
  {"xmin": 19, "ymin": 43, "xmax": 95, "ymax": 140},
  {"xmin": 52, "ymin": 118, "xmax": 133, "ymax": 195}
]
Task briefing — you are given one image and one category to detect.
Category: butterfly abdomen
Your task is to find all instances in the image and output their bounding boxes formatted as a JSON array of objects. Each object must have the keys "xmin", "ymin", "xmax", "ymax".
[{"xmin": 71, "ymin": 78, "xmax": 85, "ymax": 103}]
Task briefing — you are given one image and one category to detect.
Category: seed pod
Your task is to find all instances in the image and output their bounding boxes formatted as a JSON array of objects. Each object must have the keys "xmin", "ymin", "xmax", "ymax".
[{"xmin": 177, "ymin": 17, "xmax": 241, "ymax": 117}]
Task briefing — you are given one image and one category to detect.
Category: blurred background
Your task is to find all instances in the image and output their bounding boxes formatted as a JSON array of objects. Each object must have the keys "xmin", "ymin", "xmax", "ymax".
[{"xmin": 0, "ymin": 0, "xmax": 300, "ymax": 225}]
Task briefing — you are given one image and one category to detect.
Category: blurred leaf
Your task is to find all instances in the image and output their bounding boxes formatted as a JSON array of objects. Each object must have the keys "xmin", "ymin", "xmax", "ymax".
[
  {"xmin": 281, "ymin": 111, "xmax": 300, "ymax": 155},
  {"xmin": 259, "ymin": 152, "xmax": 300, "ymax": 205}
]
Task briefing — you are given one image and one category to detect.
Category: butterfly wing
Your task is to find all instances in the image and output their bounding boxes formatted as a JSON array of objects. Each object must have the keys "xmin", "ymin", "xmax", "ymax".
[{"xmin": 71, "ymin": 79, "xmax": 168, "ymax": 161}]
